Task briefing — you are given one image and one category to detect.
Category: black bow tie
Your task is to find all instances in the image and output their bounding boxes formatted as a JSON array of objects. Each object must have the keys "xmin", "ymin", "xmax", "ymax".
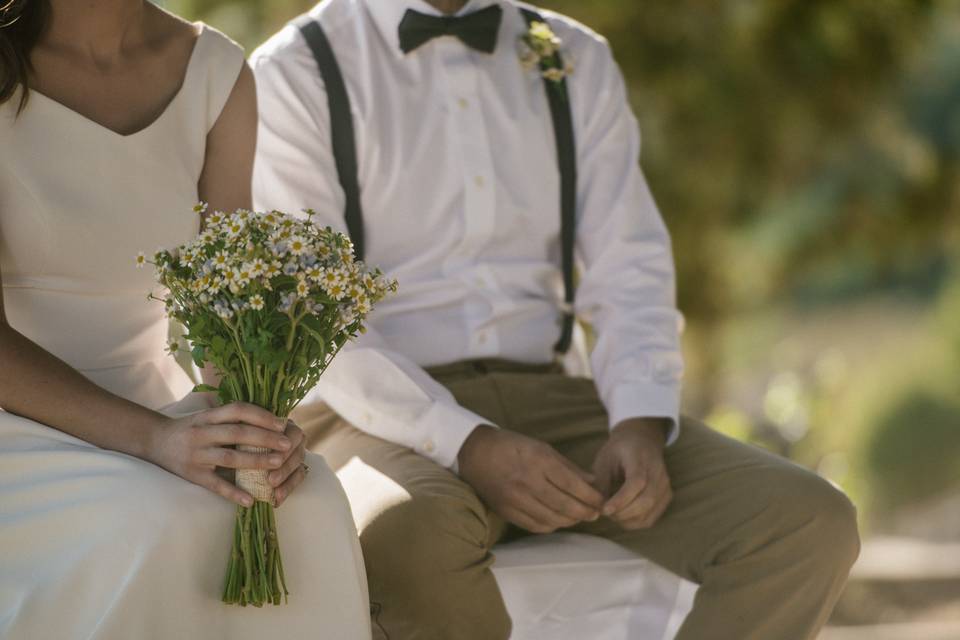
[{"xmin": 398, "ymin": 4, "xmax": 503, "ymax": 54}]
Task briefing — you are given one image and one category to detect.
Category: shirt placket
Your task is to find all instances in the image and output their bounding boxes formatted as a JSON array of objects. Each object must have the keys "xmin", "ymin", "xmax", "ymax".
[{"xmin": 437, "ymin": 39, "xmax": 500, "ymax": 358}]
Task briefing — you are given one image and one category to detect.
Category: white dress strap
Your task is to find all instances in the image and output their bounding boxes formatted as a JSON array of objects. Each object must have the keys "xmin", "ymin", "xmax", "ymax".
[{"xmin": 184, "ymin": 23, "xmax": 246, "ymax": 134}]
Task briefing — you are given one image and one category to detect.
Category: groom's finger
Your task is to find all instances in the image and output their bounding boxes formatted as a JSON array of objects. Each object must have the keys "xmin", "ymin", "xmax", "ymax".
[
  {"xmin": 620, "ymin": 487, "xmax": 673, "ymax": 530},
  {"xmin": 546, "ymin": 463, "xmax": 604, "ymax": 511},
  {"xmin": 539, "ymin": 476, "xmax": 600, "ymax": 521},
  {"xmin": 602, "ymin": 472, "xmax": 648, "ymax": 517},
  {"xmin": 515, "ymin": 493, "xmax": 576, "ymax": 532},
  {"xmin": 613, "ymin": 473, "xmax": 673, "ymax": 526},
  {"xmin": 559, "ymin": 455, "xmax": 597, "ymax": 486},
  {"xmin": 503, "ymin": 506, "xmax": 551, "ymax": 534},
  {"xmin": 613, "ymin": 490, "xmax": 657, "ymax": 524}
]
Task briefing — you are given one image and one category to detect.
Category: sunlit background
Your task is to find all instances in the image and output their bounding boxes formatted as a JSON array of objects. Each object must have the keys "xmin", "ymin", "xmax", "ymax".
[{"xmin": 161, "ymin": 1, "xmax": 960, "ymax": 635}]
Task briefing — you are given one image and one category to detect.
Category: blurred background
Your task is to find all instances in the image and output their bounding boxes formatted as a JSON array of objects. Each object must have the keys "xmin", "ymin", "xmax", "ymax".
[{"xmin": 163, "ymin": 1, "xmax": 960, "ymax": 636}]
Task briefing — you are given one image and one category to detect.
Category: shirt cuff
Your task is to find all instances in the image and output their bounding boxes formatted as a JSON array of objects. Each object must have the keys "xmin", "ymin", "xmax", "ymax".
[
  {"xmin": 606, "ymin": 381, "xmax": 681, "ymax": 446},
  {"xmin": 419, "ymin": 401, "xmax": 494, "ymax": 470}
]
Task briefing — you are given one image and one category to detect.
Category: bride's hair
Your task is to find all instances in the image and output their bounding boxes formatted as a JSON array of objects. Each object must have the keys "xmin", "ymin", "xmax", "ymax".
[{"xmin": 0, "ymin": 0, "xmax": 51, "ymax": 113}]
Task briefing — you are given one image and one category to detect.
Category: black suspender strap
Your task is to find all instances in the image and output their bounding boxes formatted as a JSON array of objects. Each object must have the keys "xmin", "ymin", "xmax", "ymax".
[
  {"xmin": 519, "ymin": 8, "xmax": 578, "ymax": 355},
  {"xmin": 295, "ymin": 8, "xmax": 578, "ymax": 354},
  {"xmin": 295, "ymin": 15, "xmax": 366, "ymax": 262}
]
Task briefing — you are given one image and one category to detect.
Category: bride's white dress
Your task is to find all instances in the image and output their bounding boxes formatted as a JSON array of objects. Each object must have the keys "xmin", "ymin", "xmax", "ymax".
[{"xmin": 0, "ymin": 24, "xmax": 370, "ymax": 640}]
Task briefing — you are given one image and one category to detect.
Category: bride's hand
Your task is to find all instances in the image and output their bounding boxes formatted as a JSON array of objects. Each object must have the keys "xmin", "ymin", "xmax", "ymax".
[{"xmin": 146, "ymin": 402, "xmax": 293, "ymax": 506}]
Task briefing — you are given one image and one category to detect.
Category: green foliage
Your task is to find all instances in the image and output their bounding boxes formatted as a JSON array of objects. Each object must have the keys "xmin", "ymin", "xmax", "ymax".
[{"xmin": 863, "ymin": 391, "xmax": 960, "ymax": 511}]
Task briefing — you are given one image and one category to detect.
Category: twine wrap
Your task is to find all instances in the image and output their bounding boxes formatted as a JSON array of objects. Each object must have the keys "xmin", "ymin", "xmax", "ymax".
[{"xmin": 236, "ymin": 445, "xmax": 274, "ymax": 503}]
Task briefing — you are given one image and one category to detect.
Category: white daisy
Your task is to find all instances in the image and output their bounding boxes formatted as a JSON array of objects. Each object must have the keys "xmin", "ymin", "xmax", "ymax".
[
  {"xmin": 226, "ymin": 217, "xmax": 245, "ymax": 237},
  {"xmin": 264, "ymin": 261, "xmax": 282, "ymax": 278},
  {"xmin": 321, "ymin": 268, "xmax": 344, "ymax": 288},
  {"xmin": 305, "ymin": 265, "xmax": 324, "ymax": 282},
  {"xmin": 212, "ymin": 251, "xmax": 230, "ymax": 270},
  {"xmin": 247, "ymin": 258, "xmax": 267, "ymax": 277},
  {"xmin": 355, "ymin": 295, "xmax": 371, "ymax": 314},
  {"xmin": 233, "ymin": 266, "xmax": 252, "ymax": 287}
]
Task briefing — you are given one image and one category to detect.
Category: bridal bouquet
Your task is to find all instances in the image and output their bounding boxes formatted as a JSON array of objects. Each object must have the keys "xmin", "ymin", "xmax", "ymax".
[{"xmin": 141, "ymin": 205, "xmax": 396, "ymax": 607}]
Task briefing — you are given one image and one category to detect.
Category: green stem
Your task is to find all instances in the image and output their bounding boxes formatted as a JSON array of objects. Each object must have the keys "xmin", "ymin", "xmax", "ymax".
[
  {"xmin": 242, "ymin": 505, "xmax": 254, "ymax": 606},
  {"xmin": 268, "ymin": 504, "xmax": 289, "ymax": 603},
  {"xmin": 225, "ymin": 320, "xmax": 256, "ymax": 402}
]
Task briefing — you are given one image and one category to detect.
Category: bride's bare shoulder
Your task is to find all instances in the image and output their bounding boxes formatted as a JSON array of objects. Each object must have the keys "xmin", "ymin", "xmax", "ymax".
[{"xmin": 144, "ymin": 2, "xmax": 203, "ymax": 60}]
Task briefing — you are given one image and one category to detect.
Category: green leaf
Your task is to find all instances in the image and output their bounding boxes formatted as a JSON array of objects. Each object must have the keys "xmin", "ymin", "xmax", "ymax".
[
  {"xmin": 191, "ymin": 344, "xmax": 207, "ymax": 368},
  {"xmin": 192, "ymin": 383, "xmax": 220, "ymax": 393}
]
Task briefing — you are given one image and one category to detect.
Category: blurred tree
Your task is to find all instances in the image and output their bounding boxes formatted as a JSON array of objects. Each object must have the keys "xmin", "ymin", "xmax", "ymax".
[{"xmin": 544, "ymin": 0, "xmax": 954, "ymax": 410}]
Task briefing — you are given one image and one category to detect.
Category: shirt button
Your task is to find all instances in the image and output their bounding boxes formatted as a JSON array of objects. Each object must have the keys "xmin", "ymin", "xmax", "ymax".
[
  {"xmin": 458, "ymin": 97, "xmax": 469, "ymax": 109},
  {"xmin": 477, "ymin": 331, "xmax": 488, "ymax": 345},
  {"xmin": 474, "ymin": 175, "xmax": 486, "ymax": 188},
  {"xmin": 423, "ymin": 440, "xmax": 436, "ymax": 453},
  {"xmin": 653, "ymin": 361, "xmax": 674, "ymax": 381}
]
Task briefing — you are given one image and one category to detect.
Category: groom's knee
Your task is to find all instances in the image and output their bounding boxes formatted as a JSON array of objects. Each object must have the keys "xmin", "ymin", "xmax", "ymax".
[
  {"xmin": 756, "ymin": 464, "xmax": 861, "ymax": 573},
  {"xmin": 361, "ymin": 490, "xmax": 490, "ymax": 582},
  {"xmin": 358, "ymin": 489, "xmax": 510, "ymax": 637},
  {"xmin": 798, "ymin": 474, "xmax": 860, "ymax": 570}
]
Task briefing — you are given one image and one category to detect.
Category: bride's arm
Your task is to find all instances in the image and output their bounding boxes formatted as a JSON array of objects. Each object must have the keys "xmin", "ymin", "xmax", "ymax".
[
  {"xmin": 198, "ymin": 63, "xmax": 257, "ymax": 215},
  {"xmin": 0, "ymin": 260, "xmax": 166, "ymax": 459},
  {"xmin": 0, "ymin": 257, "xmax": 290, "ymax": 506}
]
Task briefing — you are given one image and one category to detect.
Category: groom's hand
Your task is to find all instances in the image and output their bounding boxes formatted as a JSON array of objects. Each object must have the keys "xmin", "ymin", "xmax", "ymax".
[
  {"xmin": 458, "ymin": 426, "xmax": 604, "ymax": 534},
  {"xmin": 592, "ymin": 418, "xmax": 673, "ymax": 530}
]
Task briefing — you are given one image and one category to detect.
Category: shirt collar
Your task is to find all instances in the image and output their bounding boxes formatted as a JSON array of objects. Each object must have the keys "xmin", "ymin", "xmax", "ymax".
[{"xmin": 365, "ymin": 0, "xmax": 505, "ymax": 58}]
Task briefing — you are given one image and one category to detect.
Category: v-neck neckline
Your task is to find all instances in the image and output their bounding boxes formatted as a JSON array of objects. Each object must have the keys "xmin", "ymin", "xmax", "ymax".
[{"xmin": 26, "ymin": 23, "xmax": 207, "ymax": 140}]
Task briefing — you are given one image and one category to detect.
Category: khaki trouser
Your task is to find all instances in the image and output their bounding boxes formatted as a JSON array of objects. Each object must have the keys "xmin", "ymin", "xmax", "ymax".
[{"xmin": 293, "ymin": 360, "xmax": 860, "ymax": 640}]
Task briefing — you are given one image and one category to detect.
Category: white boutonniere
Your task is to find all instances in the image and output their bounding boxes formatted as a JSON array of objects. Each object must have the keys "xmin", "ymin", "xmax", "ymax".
[{"xmin": 519, "ymin": 21, "xmax": 574, "ymax": 86}]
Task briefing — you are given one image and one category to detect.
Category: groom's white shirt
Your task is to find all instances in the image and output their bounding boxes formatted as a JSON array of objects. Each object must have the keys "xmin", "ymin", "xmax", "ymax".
[{"xmin": 251, "ymin": 0, "xmax": 684, "ymax": 469}]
